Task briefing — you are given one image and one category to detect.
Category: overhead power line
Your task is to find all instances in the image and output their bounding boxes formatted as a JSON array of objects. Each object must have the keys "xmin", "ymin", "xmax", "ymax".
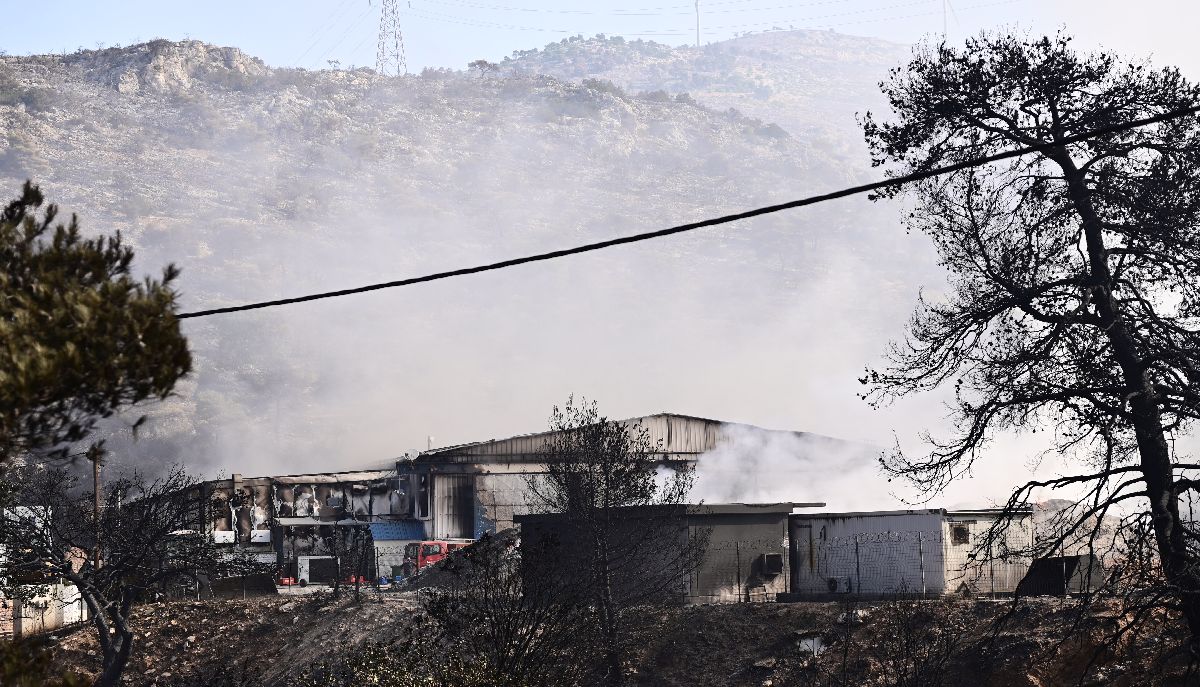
[{"xmin": 176, "ymin": 104, "xmax": 1200, "ymax": 320}]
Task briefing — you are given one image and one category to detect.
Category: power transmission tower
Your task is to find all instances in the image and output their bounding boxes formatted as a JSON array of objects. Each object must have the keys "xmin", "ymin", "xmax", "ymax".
[
  {"xmin": 695, "ymin": 1, "xmax": 701, "ymax": 48},
  {"xmin": 376, "ymin": 0, "xmax": 408, "ymax": 76}
]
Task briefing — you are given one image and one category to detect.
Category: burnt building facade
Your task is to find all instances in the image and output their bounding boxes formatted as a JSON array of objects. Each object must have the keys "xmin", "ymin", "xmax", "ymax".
[
  {"xmin": 407, "ymin": 413, "xmax": 873, "ymax": 540},
  {"xmin": 195, "ymin": 414, "xmax": 876, "ymax": 584},
  {"xmin": 200, "ymin": 469, "xmax": 415, "ymax": 584}
]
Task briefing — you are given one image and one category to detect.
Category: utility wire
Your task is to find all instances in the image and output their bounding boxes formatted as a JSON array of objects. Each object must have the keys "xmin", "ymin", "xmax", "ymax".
[{"xmin": 177, "ymin": 103, "xmax": 1200, "ymax": 319}]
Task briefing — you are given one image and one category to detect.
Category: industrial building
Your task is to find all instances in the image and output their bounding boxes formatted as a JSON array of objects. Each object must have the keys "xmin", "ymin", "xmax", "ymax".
[
  {"xmin": 515, "ymin": 503, "xmax": 1038, "ymax": 605},
  {"xmin": 193, "ymin": 413, "xmax": 876, "ymax": 584},
  {"xmin": 409, "ymin": 413, "xmax": 874, "ymax": 538},
  {"xmin": 786, "ymin": 508, "xmax": 1035, "ymax": 599}
]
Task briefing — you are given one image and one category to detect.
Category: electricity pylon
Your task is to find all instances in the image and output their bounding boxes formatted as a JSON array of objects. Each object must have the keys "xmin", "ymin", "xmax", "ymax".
[{"xmin": 376, "ymin": 0, "xmax": 407, "ymax": 76}]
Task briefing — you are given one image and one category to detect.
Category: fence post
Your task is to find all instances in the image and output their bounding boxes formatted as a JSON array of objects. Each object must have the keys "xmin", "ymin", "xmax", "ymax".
[
  {"xmin": 854, "ymin": 535, "xmax": 861, "ymax": 596},
  {"xmin": 918, "ymin": 531, "xmax": 926, "ymax": 599},
  {"xmin": 1061, "ymin": 540, "xmax": 1067, "ymax": 600},
  {"xmin": 735, "ymin": 541, "xmax": 742, "ymax": 603}
]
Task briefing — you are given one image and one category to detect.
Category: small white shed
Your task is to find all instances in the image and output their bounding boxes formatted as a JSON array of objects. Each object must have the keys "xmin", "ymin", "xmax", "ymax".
[{"xmin": 787, "ymin": 508, "xmax": 1033, "ymax": 598}]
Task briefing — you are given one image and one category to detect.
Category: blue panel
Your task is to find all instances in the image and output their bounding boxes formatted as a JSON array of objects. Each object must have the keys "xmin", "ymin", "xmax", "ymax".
[
  {"xmin": 369, "ymin": 520, "xmax": 426, "ymax": 541},
  {"xmin": 474, "ymin": 492, "xmax": 495, "ymax": 539}
]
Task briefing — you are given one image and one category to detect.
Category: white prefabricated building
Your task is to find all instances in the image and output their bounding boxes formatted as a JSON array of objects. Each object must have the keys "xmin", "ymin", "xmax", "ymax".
[{"xmin": 788, "ymin": 508, "xmax": 1034, "ymax": 598}]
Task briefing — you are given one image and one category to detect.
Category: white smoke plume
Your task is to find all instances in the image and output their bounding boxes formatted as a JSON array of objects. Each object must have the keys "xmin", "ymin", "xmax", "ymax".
[{"xmin": 690, "ymin": 423, "xmax": 887, "ymax": 510}]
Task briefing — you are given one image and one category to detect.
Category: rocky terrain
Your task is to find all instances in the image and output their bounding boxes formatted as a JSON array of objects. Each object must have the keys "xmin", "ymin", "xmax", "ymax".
[
  {"xmin": 499, "ymin": 31, "xmax": 909, "ymax": 142},
  {"xmin": 0, "ymin": 35, "xmax": 938, "ymax": 488}
]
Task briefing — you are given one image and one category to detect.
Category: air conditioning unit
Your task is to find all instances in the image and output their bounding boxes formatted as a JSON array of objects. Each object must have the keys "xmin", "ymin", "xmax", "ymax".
[
  {"xmin": 826, "ymin": 576, "xmax": 853, "ymax": 593},
  {"xmin": 211, "ymin": 531, "xmax": 236, "ymax": 544},
  {"xmin": 249, "ymin": 530, "xmax": 271, "ymax": 544},
  {"xmin": 761, "ymin": 552, "xmax": 784, "ymax": 577}
]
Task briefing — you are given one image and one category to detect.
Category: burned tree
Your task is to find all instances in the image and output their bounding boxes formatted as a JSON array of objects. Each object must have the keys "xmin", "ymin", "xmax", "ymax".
[
  {"xmin": 419, "ymin": 532, "xmax": 598, "ymax": 687},
  {"xmin": 860, "ymin": 33, "xmax": 1200, "ymax": 649},
  {"xmin": 0, "ymin": 182, "xmax": 191, "ymax": 464},
  {"xmin": 526, "ymin": 398, "xmax": 707, "ymax": 687},
  {"xmin": 0, "ymin": 464, "xmax": 241, "ymax": 687}
]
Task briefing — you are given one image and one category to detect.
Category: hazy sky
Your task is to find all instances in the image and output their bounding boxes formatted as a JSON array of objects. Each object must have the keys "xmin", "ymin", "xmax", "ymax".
[
  {"xmin": 3, "ymin": 0, "xmax": 1198, "ymax": 77},
  {"xmin": 4, "ymin": 0, "xmax": 1196, "ymax": 510}
]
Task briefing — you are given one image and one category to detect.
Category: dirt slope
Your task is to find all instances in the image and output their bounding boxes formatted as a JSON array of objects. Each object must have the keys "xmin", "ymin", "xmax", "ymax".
[{"xmin": 46, "ymin": 594, "xmax": 1191, "ymax": 686}]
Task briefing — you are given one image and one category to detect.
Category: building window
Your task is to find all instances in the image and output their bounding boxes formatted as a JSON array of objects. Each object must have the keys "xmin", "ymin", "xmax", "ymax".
[{"xmin": 951, "ymin": 525, "xmax": 970, "ymax": 545}]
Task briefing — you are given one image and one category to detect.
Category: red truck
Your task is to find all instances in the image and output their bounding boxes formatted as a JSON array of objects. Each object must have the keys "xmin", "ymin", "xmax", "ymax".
[{"xmin": 400, "ymin": 540, "xmax": 471, "ymax": 577}]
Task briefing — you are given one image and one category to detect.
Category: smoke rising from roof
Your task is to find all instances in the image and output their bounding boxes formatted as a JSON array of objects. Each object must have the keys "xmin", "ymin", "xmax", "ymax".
[{"xmin": 690, "ymin": 423, "xmax": 885, "ymax": 509}]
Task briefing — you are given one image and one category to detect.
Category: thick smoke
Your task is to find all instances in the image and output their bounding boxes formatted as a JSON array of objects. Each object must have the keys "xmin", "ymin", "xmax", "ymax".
[
  {"xmin": 690, "ymin": 423, "xmax": 884, "ymax": 509},
  {"xmin": 0, "ymin": 35, "xmax": 1120, "ymax": 512}
]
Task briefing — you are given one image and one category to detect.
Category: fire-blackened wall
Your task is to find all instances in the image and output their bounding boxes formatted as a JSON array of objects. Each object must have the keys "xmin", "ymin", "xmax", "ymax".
[
  {"xmin": 688, "ymin": 506, "xmax": 794, "ymax": 603},
  {"xmin": 515, "ymin": 503, "xmax": 809, "ymax": 605},
  {"xmin": 197, "ymin": 470, "xmax": 415, "ymax": 581}
]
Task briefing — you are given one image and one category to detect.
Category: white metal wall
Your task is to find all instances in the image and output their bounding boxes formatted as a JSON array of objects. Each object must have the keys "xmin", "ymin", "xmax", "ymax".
[
  {"xmin": 942, "ymin": 515, "xmax": 1034, "ymax": 595},
  {"xmin": 791, "ymin": 512, "xmax": 949, "ymax": 596}
]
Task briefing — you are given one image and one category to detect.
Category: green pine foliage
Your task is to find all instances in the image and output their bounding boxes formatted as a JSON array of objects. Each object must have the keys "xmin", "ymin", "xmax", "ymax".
[{"xmin": 0, "ymin": 181, "xmax": 191, "ymax": 462}]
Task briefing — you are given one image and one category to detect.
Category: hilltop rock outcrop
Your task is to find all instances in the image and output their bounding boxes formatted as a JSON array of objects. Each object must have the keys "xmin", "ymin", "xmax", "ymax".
[{"xmin": 63, "ymin": 39, "xmax": 269, "ymax": 95}]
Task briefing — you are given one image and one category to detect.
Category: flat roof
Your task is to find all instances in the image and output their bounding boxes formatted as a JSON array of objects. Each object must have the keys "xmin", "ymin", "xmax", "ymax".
[
  {"xmin": 689, "ymin": 502, "xmax": 825, "ymax": 515},
  {"xmin": 515, "ymin": 502, "xmax": 826, "ymax": 522},
  {"xmin": 791, "ymin": 506, "xmax": 1034, "ymax": 519},
  {"xmin": 791, "ymin": 509, "xmax": 944, "ymax": 519}
]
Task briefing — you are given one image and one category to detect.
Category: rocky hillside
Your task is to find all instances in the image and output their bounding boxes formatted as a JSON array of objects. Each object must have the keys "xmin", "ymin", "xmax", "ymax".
[
  {"xmin": 0, "ymin": 37, "xmax": 937, "ymax": 481},
  {"xmin": 499, "ymin": 31, "xmax": 910, "ymax": 142}
]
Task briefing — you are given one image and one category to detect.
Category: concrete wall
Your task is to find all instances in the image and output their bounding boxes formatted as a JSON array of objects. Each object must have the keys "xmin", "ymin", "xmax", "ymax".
[
  {"xmin": 374, "ymin": 541, "xmax": 416, "ymax": 578},
  {"xmin": 474, "ymin": 472, "xmax": 542, "ymax": 535},
  {"xmin": 13, "ymin": 583, "xmax": 87, "ymax": 636}
]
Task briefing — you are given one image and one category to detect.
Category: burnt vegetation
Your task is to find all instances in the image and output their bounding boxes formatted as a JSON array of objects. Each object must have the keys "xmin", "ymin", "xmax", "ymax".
[{"xmin": 0, "ymin": 464, "xmax": 257, "ymax": 687}]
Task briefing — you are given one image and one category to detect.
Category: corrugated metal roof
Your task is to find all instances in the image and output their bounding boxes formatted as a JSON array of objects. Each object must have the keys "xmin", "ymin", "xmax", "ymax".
[
  {"xmin": 199, "ymin": 470, "xmax": 397, "ymax": 489},
  {"xmin": 418, "ymin": 412, "xmax": 856, "ymax": 463}
]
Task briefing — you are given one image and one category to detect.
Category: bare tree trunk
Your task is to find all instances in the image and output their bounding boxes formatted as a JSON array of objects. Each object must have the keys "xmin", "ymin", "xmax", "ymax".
[
  {"xmin": 96, "ymin": 603, "xmax": 135, "ymax": 687},
  {"xmin": 597, "ymin": 533, "xmax": 622, "ymax": 687},
  {"xmin": 92, "ymin": 452, "xmax": 102, "ymax": 571},
  {"xmin": 96, "ymin": 631, "xmax": 133, "ymax": 687},
  {"xmin": 1060, "ymin": 154, "xmax": 1200, "ymax": 645}
]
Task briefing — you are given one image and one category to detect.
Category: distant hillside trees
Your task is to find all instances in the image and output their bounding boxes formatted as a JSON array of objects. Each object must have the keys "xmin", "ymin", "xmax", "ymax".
[
  {"xmin": 0, "ymin": 182, "xmax": 191, "ymax": 463},
  {"xmin": 861, "ymin": 33, "xmax": 1200, "ymax": 653},
  {"xmin": 468, "ymin": 59, "xmax": 499, "ymax": 74}
]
